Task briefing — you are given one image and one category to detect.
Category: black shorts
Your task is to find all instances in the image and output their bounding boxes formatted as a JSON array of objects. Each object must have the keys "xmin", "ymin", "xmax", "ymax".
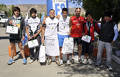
[
  {"xmin": 73, "ymin": 37, "xmax": 82, "ymax": 45},
  {"xmin": 82, "ymin": 41, "xmax": 93, "ymax": 55},
  {"xmin": 9, "ymin": 34, "xmax": 22, "ymax": 43}
]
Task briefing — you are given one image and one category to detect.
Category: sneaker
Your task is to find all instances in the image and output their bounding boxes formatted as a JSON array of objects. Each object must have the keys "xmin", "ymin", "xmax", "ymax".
[
  {"xmin": 67, "ymin": 60, "xmax": 71, "ymax": 65},
  {"xmin": 88, "ymin": 59, "xmax": 93, "ymax": 65},
  {"xmin": 8, "ymin": 59, "xmax": 15, "ymax": 65},
  {"xmin": 100, "ymin": 65, "xmax": 106, "ymax": 70},
  {"xmin": 22, "ymin": 58, "xmax": 27, "ymax": 64},
  {"xmin": 48, "ymin": 59, "xmax": 52, "ymax": 65},
  {"xmin": 107, "ymin": 66, "xmax": 113, "ymax": 71},
  {"xmin": 82, "ymin": 59, "xmax": 88, "ymax": 64},
  {"xmin": 71, "ymin": 59, "xmax": 74, "ymax": 64},
  {"xmin": 56, "ymin": 60, "xmax": 60, "ymax": 66},
  {"xmin": 78, "ymin": 58, "xmax": 82, "ymax": 63},
  {"xmin": 29, "ymin": 59, "xmax": 34, "ymax": 64},
  {"xmin": 81, "ymin": 55, "xmax": 84, "ymax": 60},
  {"xmin": 60, "ymin": 60, "xmax": 63, "ymax": 65},
  {"xmin": 74, "ymin": 55, "xmax": 79, "ymax": 63},
  {"xmin": 95, "ymin": 65, "xmax": 101, "ymax": 71},
  {"xmin": 40, "ymin": 62, "xmax": 46, "ymax": 65},
  {"xmin": 81, "ymin": 55, "xmax": 85, "ymax": 63}
]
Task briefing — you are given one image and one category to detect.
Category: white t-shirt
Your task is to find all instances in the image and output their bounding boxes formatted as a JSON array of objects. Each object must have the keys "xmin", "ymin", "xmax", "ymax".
[
  {"xmin": 45, "ymin": 17, "xmax": 59, "ymax": 38},
  {"xmin": 27, "ymin": 17, "xmax": 41, "ymax": 33},
  {"xmin": 45, "ymin": 17, "xmax": 59, "ymax": 56},
  {"xmin": 58, "ymin": 16, "xmax": 70, "ymax": 35}
]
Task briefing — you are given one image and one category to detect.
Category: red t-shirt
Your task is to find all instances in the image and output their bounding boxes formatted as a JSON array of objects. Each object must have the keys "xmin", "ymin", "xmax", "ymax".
[{"xmin": 70, "ymin": 16, "xmax": 85, "ymax": 37}]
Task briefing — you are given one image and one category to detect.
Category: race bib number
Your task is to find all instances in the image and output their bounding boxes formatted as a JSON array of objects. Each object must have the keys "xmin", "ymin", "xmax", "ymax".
[
  {"xmin": 82, "ymin": 35, "xmax": 91, "ymax": 43},
  {"xmin": 12, "ymin": 20, "xmax": 21, "ymax": 28},
  {"xmin": 28, "ymin": 39, "xmax": 39, "ymax": 48},
  {"xmin": 6, "ymin": 26, "xmax": 18, "ymax": 34}
]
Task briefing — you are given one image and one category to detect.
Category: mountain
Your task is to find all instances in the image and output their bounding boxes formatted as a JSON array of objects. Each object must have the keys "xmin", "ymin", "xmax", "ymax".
[{"xmin": 7, "ymin": 4, "xmax": 85, "ymax": 16}]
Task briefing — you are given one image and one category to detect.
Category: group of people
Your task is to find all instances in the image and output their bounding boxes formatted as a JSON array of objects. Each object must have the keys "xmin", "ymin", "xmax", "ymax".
[{"xmin": 7, "ymin": 6, "xmax": 118, "ymax": 71}]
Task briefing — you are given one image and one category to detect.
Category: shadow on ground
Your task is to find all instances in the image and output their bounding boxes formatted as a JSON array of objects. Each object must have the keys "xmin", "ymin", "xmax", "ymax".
[
  {"xmin": 57, "ymin": 60, "xmax": 120, "ymax": 77},
  {"xmin": 0, "ymin": 36, "xmax": 9, "ymax": 40}
]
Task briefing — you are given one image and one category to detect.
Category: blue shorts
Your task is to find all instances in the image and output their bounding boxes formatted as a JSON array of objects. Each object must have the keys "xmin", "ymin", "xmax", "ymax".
[{"xmin": 58, "ymin": 34, "xmax": 69, "ymax": 47}]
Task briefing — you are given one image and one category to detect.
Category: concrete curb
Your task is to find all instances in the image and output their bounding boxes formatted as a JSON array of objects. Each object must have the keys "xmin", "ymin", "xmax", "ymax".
[{"xmin": 112, "ymin": 55, "xmax": 120, "ymax": 64}]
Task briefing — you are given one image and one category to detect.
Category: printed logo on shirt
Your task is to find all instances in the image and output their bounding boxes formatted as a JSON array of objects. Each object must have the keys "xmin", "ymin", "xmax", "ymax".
[
  {"xmin": 13, "ymin": 20, "xmax": 21, "ymax": 28},
  {"xmin": 48, "ymin": 23, "xmax": 57, "ymax": 26},
  {"xmin": 73, "ymin": 20, "xmax": 77, "ymax": 23}
]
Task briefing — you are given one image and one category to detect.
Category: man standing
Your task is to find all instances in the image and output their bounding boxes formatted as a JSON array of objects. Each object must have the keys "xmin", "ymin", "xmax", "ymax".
[
  {"xmin": 42, "ymin": 9, "xmax": 60, "ymax": 66},
  {"xmin": 96, "ymin": 12, "xmax": 118, "ymax": 71},
  {"xmin": 82, "ymin": 11, "xmax": 100, "ymax": 64},
  {"xmin": 26, "ymin": 8, "xmax": 42, "ymax": 63},
  {"xmin": 57, "ymin": 8, "xmax": 71, "ymax": 65},
  {"xmin": 70, "ymin": 8, "xmax": 85, "ymax": 63}
]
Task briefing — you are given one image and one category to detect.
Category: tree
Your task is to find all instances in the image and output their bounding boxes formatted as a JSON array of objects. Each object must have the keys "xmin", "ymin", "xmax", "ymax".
[
  {"xmin": 70, "ymin": 0, "xmax": 120, "ymax": 23},
  {"xmin": 0, "ymin": 4, "xmax": 8, "ymax": 14},
  {"xmin": 0, "ymin": 4, "xmax": 14, "ymax": 17},
  {"xmin": 7, "ymin": 5, "xmax": 15, "ymax": 17},
  {"xmin": 0, "ymin": 4, "xmax": 7, "ymax": 10},
  {"xmin": 69, "ymin": 0, "xmax": 82, "ymax": 6}
]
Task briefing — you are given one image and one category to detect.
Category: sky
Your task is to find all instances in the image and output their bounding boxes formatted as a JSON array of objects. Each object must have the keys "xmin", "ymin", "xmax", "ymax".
[
  {"xmin": 0, "ymin": 0, "xmax": 46, "ymax": 5},
  {"xmin": 0, "ymin": 0, "xmax": 82, "ymax": 8}
]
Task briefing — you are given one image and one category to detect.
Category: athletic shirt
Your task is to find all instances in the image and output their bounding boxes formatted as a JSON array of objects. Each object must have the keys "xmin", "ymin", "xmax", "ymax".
[
  {"xmin": 45, "ymin": 17, "xmax": 59, "ymax": 38},
  {"xmin": 12, "ymin": 16, "xmax": 22, "ymax": 29},
  {"xmin": 8, "ymin": 16, "xmax": 25, "ymax": 39},
  {"xmin": 58, "ymin": 16, "xmax": 70, "ymax": 35},
  {"xmin": 70, "ymin": 16, "xmax": 85, "ymax": 37},
  {"xmin": 27, "ymin": 17, "xmax": 41, "ymax": 35}
]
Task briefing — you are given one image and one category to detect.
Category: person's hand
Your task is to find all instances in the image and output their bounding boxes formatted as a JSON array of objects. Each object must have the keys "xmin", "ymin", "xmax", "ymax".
[
  {"xmin": 33, "ymin": 34, "xmax": 36, "ymax": 38},
  {"xmin": 82, "ymin": 33, "xmax": 85, "ymax": 36},
  {"xmin": 67, "ymin": 32, "xmax": 71, "ymax": 35},
  {"xmin": 28, "ymin": 36, "xmax": 32, "ymax": 40},
  {"xmin": 21, "ymin": 36, "xmax": 25, "ymax": 41},
  {"xmin": 111, "ymin": 41, "xmax": 114, "ymax": 45},
  {"xmin": 9, "ymin": 20, "xmax": 13, "ymax": 25},
  {"xmin": 41, "ymin": 38, "xmax": 44, "ymax": 45}
]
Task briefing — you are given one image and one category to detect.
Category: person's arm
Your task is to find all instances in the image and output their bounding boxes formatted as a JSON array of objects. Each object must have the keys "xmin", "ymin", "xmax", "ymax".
[
  {"xmin": 97, "ymin": 22, "xmax": 101, "ymax": 29},
  {"xmin": 69, "ymin": 17, "xmax": 72, "ymax": 35},
  {"xmin": 56, "ymin": 15, "xmax": 60, "ymax": 19},
  {"xmin": 83, "ymin": 22, "xmax": 87, "ymax": 35},
  {"xmin": 6, "ymin": 17, "xmax": 13, "ymax": 26},
  {"xmin": 113, "ymin": 24, "xmax": 118, "ymax": 42},
  {"xmin": 33, "ymin": 19, "xmax": 42, "ymax": 38},
  {"xmin": 26, "ymin": 25, "xmax": 31, "ymax": 40},
  {"xmin": 33, "ymin": 25, "xmax": 42, "ymax": 38},
  {"xmin": 94, "ymin": 22, "xmax": 100, "ymax": 33},
  {"xmin": 21, "ymin": 18, "xmax": 26, "ymax": 40},
  {"xmin": 41, "ymin": 17, "xmax": 46, "ymax": 44}
]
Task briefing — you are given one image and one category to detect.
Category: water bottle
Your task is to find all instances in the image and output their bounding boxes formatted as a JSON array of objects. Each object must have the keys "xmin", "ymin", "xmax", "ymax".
[{"xmin": 22, "ymin": 33, "xmax": 28, "ymax": 46}]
